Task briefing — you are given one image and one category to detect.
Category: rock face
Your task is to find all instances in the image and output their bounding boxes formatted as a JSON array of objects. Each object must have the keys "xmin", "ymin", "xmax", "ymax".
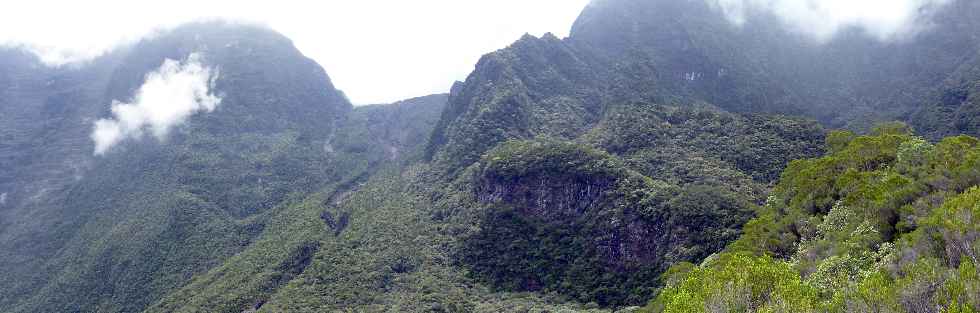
[
  {"xmin": 464, "ymin": 141, "xmax": 675, "ymax": 306},
  {"xmin": 458, "ymin": 105, "xmax": 823, "ymax": 306}
]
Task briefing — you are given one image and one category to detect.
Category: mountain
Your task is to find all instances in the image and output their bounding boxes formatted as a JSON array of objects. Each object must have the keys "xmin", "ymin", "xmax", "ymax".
[
  {"xmin": 421, "ymin": 0, "xmax": 980, "ymax": 309},
  {"xmin": 2, "ymin": 0, "xmax": 980, "ymax": 312},
  {"xmin": 0, "ymin": 22, "xmax": 443, "ymax": 313},
  {"xmin": 913, "ymin": 49, "xmax": 980, "ymax": 138},
  {"xmin": 570, "ymin": 0, "xmax": 980, "ymax": 131},
  {"xmin": 428, "ymin": 0, "xmax": 980, "ymax": 169},
  {"xmin": 0, "ymin": 45, "xmax": 128, "ymax": 311}
]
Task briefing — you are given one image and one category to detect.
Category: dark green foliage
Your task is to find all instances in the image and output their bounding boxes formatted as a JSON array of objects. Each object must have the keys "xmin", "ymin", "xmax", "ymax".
[
  {"xmin": 458, "ymin": 136, "xmax": 808, "ymax": 307},
  {"xmin": 478, "ymin": 140, "xmax": 634, "ymax": 183},
  {"xmin": 0, "ymin": 24, "xmax": 444, "ymax": 313},
  {"xmin": 583, "ymin": 103, "xmax": 825, "ymax": 187},
  {"xmin": 571, "ymin": 0, "xmax": 980, "ymax": 133},
  {"xmin": 0, "ymin": 25, "xmax": 450, "ymax": 312},
  {"xmin": 913, "ymin": 45, "xmax": 980, "ymax": 139},
  {"xmin": 142, "ymin": 95, "xmax": 447, "ymax": 313},
  {"xmin": 665, "ymin": 185, "xmax": 754, "ymax": 262},
  {"xmin": 432, "ymin": 82, "xmax": 823, "ymax": 308},
  {"xmin": 4, "ymin": 0, "xmax": 980, "ymax": 310},
  {"xmin": 464, "ymin": 141, "xmax": 673, "ymax": 306},
  {"xmin": 425, "ymin": 34, "xmax": 605, "ymax": 173}
]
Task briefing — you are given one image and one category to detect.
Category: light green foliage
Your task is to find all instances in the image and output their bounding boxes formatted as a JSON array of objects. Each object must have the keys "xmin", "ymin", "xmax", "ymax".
[
  {"xmin": 649, "ymin": 125, "xmax": 980, "ymax": 312},
  {"xmin": 825, "ymin": 130, "xmax": 857, "ymax": 154},
  {"xmin": 649, "ymin": 253, "xmax": 819, "ymax": 313},
  {"xmin": 896, "ymin": 137, "xmax": 935, "ymax": 172},
  {"xmin": 941, "ymin": 261, "xmax": 980, "ymax": 313},
  {"xmin": 801, "ymin": 241, "xmax": 894, "ymax": 298},
  {"xmin": 923, "ymin": 187, "xmax": 980, "ymax": 270}
]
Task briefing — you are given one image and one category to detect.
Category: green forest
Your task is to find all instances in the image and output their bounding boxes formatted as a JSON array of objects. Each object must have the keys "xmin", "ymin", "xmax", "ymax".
[{"xmin": 2, "ymin": 0, "xmax": 980, "ymax": 312}]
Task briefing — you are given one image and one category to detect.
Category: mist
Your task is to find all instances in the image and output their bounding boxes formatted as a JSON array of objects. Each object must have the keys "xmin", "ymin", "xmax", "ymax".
[
  {"xmin": 0, "ymin": 0, "xmax": 588, "ymax": 105},
  {"xmin": 707, "ymin": 0, "xmax": 952, "ymax": 41},
  {"xmin": 91, "ymin": 53, "xmax": 220, "ymax": 155}
]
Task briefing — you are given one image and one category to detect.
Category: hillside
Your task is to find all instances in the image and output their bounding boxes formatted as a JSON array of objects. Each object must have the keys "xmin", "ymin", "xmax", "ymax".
[
  {"xmin": 2, "ymin": 0, "xmax": 980, "ymax": 312},
  {"xmin": 0, "ymin": 22, "xmax": 442, "ymax": 313},
  {"xmin": 648, "ymin": 126, "xmax": 980, "ymax": 313}
]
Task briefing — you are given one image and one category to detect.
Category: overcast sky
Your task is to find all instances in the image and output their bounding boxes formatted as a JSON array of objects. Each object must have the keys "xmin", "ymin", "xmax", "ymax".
[
  {"xmin": 0, "ymin": 0, "xmax": 590, "ymax": 105},
  {"xmin": 0, "ymin": 0, "xmax": 952, "ymax": 105},
  {"xmin": 711, "ymin": 0, "xmax": 951, "ymax": 41}
]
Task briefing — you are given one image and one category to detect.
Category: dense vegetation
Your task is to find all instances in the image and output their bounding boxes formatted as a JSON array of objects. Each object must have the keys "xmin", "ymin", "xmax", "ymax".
[
  {"xmin": 0, "ymin": 24, "xmax": 443, "ymax": 313},
  {"xmin": 464, "ymin": 141, "xmax": 675, "ymax": 306},
  {"xmin": 453, "ymin": 102, "xmax": 825, "ymax": 307},
  {"xmin": 647, "ymin": 125, "xmax": 980, "ymax": 312},
  {"xmin": 569, "ymin": 0, "xmax": 980, "ymax": 135},
  {"xmin": 582, "ymin": 102, "xmax": 824, "ymax": 196},
  {"xmin": 4, "ymin": 0, "xmax": 980, "ymax": 311}
]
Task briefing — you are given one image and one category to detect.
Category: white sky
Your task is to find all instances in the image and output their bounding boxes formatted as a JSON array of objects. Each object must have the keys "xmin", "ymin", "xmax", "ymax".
[
  {"xmin": 0, "ymin": 0, "xmax": 590, "ymax": 105},
  {"xmin": 0, "ymin": 0, "xmax": 951, "ymax": 104}
]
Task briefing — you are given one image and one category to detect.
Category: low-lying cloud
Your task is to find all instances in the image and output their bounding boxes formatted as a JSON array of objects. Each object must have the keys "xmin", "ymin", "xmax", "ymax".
[
  {"xmin": 92, "ymin": 53, "xmax": 220, "ymax": 155},
  {"xmin": 707, "ymin": 0, "xmax": 952, "ymax": 41}
]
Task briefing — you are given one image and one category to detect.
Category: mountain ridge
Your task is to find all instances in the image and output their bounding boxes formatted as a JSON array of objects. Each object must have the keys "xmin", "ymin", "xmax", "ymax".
[{"xmin": 2, "ymin": 1, "xmax": 980, "ymax": 312}]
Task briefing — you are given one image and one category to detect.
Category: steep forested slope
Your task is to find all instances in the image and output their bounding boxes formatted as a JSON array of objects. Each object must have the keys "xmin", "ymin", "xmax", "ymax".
[
  {"xmin": 0, "ymin": 22, "xmax": 445, "ymax": 313},
  {"xmin": 428, "ymin": 0, "xmax": 980, "ymax": 164},
  {"xmin": 0, "ymin": 46, "xmax": 129, "ymax": 311},
  {"xmin": 421, "ymin": 28, "xmax": 828, "ymax": 303},
  {"xmin": 648, "ymin": 125, "xmax": 980, "ymax": 313},
  {"xmin": 568, "ymin": 0, "xmax": 980, "ymax": 132},
  {"xmin": 914, "ymin": 49, "xmax": 980, "ymax": 138}
]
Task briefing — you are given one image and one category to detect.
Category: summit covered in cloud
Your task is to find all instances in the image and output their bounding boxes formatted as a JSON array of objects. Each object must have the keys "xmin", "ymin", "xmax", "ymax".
[{"xmin": 706, "ymin": 0, "xmax": 952, "ymax": 41}]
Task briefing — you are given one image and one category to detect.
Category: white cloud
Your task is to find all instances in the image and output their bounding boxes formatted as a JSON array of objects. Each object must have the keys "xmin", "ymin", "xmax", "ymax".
[
  {"xmin": 91, "ymin": 53, "xmax": 220, "ymax": 155},
  {"xmin": 0, "ymin": 0, "xmax": 590, "ymax": 104},
  {"xmin": 708, "ymin": 0, "xmax": 951, "ymax": 41}
]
